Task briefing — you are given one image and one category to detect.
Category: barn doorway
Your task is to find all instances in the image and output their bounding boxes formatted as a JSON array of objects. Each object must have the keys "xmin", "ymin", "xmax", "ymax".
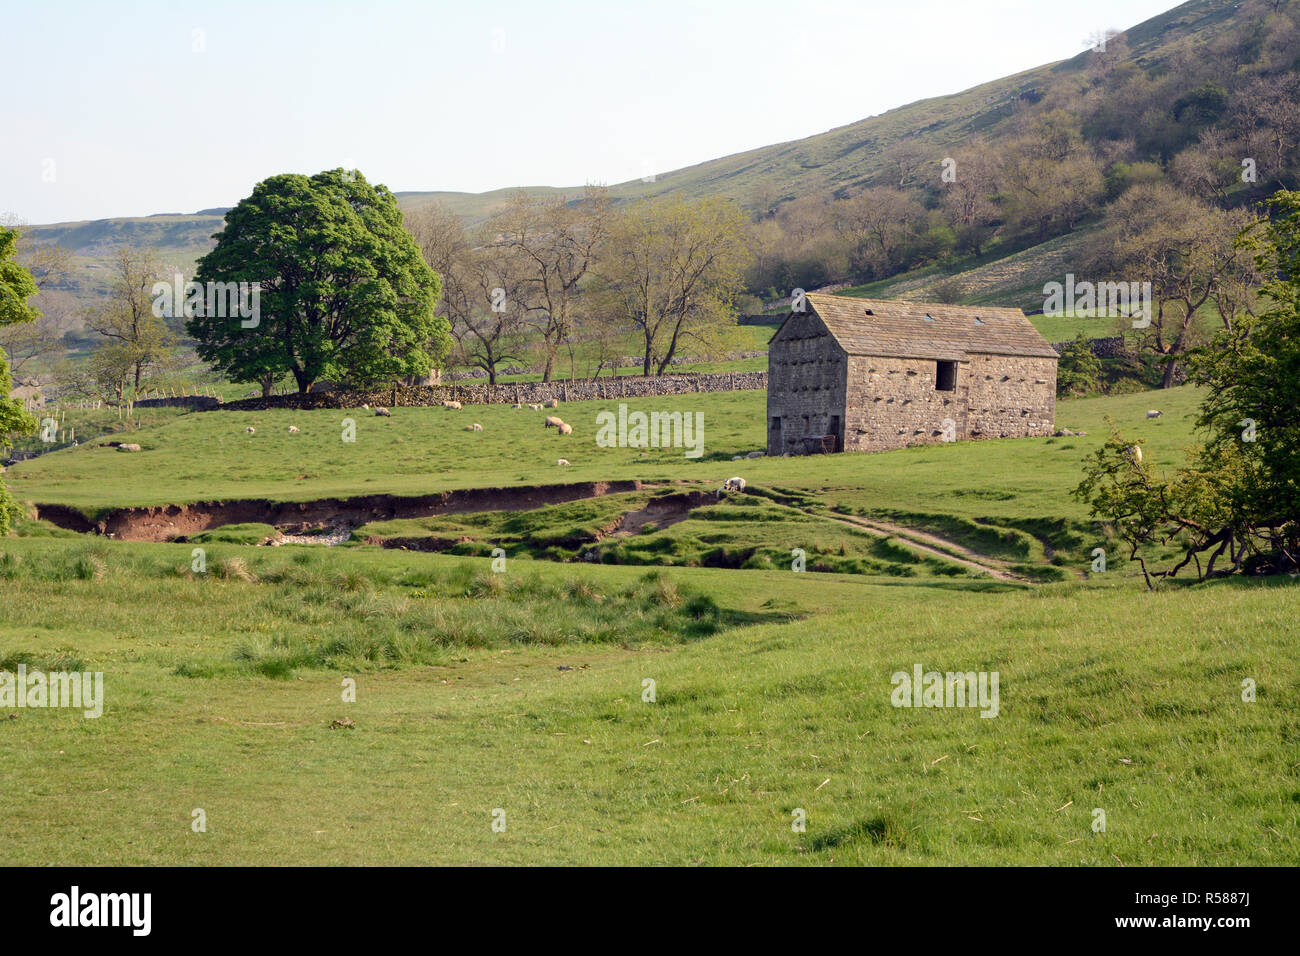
[{"xmin": 936, "ymin": 361, "xmax": 957, "ymax": 391}]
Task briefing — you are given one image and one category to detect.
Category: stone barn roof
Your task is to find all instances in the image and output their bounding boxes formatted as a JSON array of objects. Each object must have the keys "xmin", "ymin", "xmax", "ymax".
[{"xmin": 799, "ymin": 293, "xmax": 1059, "ymax": 362}]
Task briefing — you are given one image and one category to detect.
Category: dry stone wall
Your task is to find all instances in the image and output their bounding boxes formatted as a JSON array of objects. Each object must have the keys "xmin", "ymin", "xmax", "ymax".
[
  {"xmin": 1049, "ymin": 335, "xmax": 1126, "ymax": 358},
  {"xmin": 217, "ymin": 371, "xmax": 768, "ymax": 412}
]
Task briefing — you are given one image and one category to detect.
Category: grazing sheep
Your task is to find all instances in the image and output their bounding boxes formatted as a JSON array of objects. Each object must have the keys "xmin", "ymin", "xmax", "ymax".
[
  {"xmin": 443, "ymin": 400, "xmax": 462, "ymax": 410},
  {"xmin": 374, "ymin": 407, "xmax": 391, "ymax": 417},
  {"xmin": 466, "ymin": 423, "xmax": 483, "ymax": 432},
  {"xmin": 544, "ymin": 416, "xmax": 563, "ymax": 429},
  {"xmin": 717, "ymin": 476, "xmax": 746, "ymax": 498},
  {"xmin": 512, "ymin": 403, "xmax": 522, "ymax": 409},
  {"xmin": 1147, "ymin": 410, "xmax": 1162, "ymax": 419},
  {"xmin": 288, "ymin": 425, "xmax": 299, "ymax": 434},
  {"xmin": 558, "ymin": 422, "xmax": 572, "ymax": 435},
  {"xmin": 1124, "ymin": 445, "xmax": 1143, "ymax": 464},
  {"xmin": 731, "ymin": 455, "xmax": 744, "ymax": 461},
  {"xmin": 527, "ymin": 403, "xmax": 543, "ymax": 411},
  {"xmin": 244, "ymin": 427, "xmax": 255, "ymax": 435},
  {"xmin": 556, "ymin": 458, "xmax": 570, "ymax": 466},
  {"xmin": 545, "ymin": 398, "xmax": 559, "ymax": 408},
  {"xmin": 746, "ymin": 451, "xmax": 765, "ymax": 459}
]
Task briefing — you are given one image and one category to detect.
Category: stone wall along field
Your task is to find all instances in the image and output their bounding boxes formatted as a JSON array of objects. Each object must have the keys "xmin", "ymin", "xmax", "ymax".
[{"xmin": 216, "ymin": 371, "xmax": 768, "ymax": 412}]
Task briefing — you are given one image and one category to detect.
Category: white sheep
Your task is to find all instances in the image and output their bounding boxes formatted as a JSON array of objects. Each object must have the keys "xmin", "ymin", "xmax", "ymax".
[
  {"xmin": 374, "ymin": 407, "xmax": 391, "ymax": 417},
  {"xmin": 443, "ymin": 400, "xmax": 462, "ymax": 410},
  {"xmin": 465, "ymin": 423, "xmax": 482, "ymax": 432},
  {"xmin": 244, "ymin": 426, "xmax": 255, "ymax": 435},
  {"xmin": 528, "ymin": 403, "xmax": 543, "ymax": 411},
  {"xmin": 556, "ymin": 458, "xmax": 571, "ymax": 466},
  {"xmin": 288, "ymin": 425, "xmax": 299, "ymax": 434},
  {"xmin": 558, "ymin": 423, "xmax": 573, "ymax": 435},
  {"xmin": 544, "ymin": 416, "xmax": 563, "ymax": 429},
  {"xmin": 1147, "ymin": 410, "xmax": 1162, "ymax": 419},
  {"xmin": 717, "ymin": 476, "xmax": 746, "ymax": 497},
  {"xmin": 746, "ymin": 451, "xmax": 765, "ymax": 459},
  {"xmin": 545, "ymin": 398, "xmax": 559, "ymax": 408}
]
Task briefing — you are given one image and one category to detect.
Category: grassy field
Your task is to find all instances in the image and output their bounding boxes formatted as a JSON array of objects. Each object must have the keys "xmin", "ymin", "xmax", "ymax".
[
  {"xmin": 7, "ymin": 383, "xmax": 1202, "ymax": 521},
  {"xmin": 0, "ymin": 537, "xmax": 1294, "ymax": 865},
  {"xmin": 2, "ymin": 379, "xmax": 1296, "ymax": 865}
]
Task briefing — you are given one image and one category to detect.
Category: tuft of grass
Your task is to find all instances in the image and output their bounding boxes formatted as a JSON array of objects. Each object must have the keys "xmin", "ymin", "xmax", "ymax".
[{"xmin": 215, "ymin": 557, "xmax": 258, "ymax": 582}]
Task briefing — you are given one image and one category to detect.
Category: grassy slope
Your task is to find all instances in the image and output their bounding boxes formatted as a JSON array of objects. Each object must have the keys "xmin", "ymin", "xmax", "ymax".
[{"xmin": 0, "ymin": 538, "xmax": 1294, "ymax": 865}]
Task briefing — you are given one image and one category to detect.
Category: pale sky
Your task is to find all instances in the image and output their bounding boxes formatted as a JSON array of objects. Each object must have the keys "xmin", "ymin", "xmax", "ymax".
[{"xmin": 3, "ymin": 0, "xmax": 1182, "ymax": 225}]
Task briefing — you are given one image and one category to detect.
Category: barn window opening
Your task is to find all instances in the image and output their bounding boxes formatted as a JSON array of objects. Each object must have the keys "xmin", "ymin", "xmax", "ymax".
[{"xmin": 936, "ymin": 361, "xmax": 957, "ymax": 391}]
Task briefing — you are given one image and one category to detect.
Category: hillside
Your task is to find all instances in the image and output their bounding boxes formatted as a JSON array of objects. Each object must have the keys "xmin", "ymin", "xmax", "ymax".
[
  {"xmin": 17, "ymin": 0, "xmax": 1249, "ymax": 309},
  {"xmin": 395, "ymin": 0, "xmax": 1246, "ymax": 220}
]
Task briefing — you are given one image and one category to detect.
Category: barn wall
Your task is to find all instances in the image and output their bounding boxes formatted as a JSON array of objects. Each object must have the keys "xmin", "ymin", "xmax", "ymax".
[
  {"xmin": 842, "ymin": 355, "xmax": 968, "ymax": 452},
  {"xmin": 837, "ymin": 352, "xmax": 1055, "ymax": 454},
  {"xmin": 765, "ymin": 312, "xmax": 848, "ymax": 455},
  {"xmin": 964, "ymin": 353, "xmax": 1057, "ymax": 441}
]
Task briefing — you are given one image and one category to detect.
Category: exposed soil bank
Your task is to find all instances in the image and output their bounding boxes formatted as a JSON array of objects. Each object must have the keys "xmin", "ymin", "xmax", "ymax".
[
  {"xmin": 361, "ymin": 490, "xmax": 717, "ymax": 553},
  {"xmin": 605, "ymin": 491, "xmax": 717, "ymax": 536},
  {"xmin": 35, "ymin": 480, "xmax": 645, "ymax": 543}
]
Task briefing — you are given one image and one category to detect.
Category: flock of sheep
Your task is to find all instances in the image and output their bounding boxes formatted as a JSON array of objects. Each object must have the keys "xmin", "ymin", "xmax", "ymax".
[
  {"xmin": 249, "ymin": 397, "xmax": 579, "ymax": 467},
  {"xmin": 241, "ymin": 403, "xmax": 1168, "ymax": 491},
  {"xmin": 240, "ymin": 397, "xmax": 757, "ymax": 493}
]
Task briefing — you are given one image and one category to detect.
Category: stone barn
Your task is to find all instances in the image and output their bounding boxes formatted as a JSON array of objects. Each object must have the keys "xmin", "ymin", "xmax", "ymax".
[{"xmin": 766, "ymin": 294, "xmax": 1057, "ymax": 456}]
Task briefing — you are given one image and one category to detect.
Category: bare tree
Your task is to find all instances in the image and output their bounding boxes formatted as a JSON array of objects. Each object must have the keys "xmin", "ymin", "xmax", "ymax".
[
  {"xmin": 940, "ymin": 144, "xmax": 1001, "ymax": 256},
  {"xmin": 408, "ymin": 202, "xmax": 528, "ymax": 384},
  {"xmin": 489, "ymin": 186, "xmax": 611, "ymax": 381},
  {"xmin": 1232, "ymin": 73, "xmax": 1300, "ymax": 190},
  {"xmin": 1087, "ymin": 183, "xmax": 1259, "ymax": 387},
  {"xmin": 834, "ymin": 187, "xmax": 925, "ymax": 277},
  {"xmin": 84, "ymin": 247, "xmax": 175, "ymax": 396},
  {"xmin": 593, "ymin": 193, "xmax": 751, "ymax": 376},
  {"xmin": 880, "ymin": 139, "xmax": 929, "ymax": 189}
]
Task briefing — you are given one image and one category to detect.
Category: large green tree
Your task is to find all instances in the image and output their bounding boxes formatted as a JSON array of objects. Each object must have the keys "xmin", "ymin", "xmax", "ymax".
[
  {"xmin": 190, "ymin": 169, "xmax": 449, "ymax": 393},
  {"xmin": 0, "ymin": 227, "xmax": 39, "ymax": 534}
]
